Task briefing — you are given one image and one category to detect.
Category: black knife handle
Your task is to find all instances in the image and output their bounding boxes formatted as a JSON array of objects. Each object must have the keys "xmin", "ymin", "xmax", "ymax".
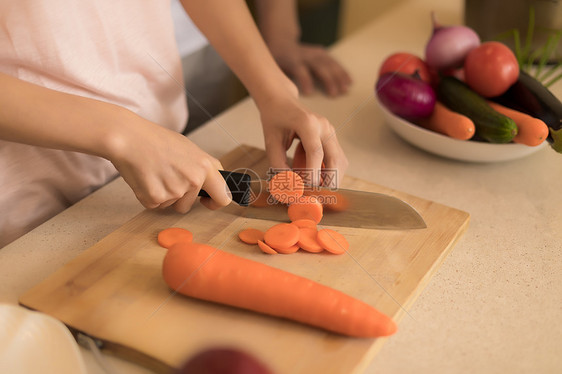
[{"xmin": 198, "ymin": 170, "xmax": 251, "ymax": 206}]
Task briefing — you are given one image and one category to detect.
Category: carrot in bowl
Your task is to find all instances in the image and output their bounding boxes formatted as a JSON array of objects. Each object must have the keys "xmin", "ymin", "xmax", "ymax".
[
  {"xmin": 416, "ymin": 101, "xmax": 475, "ymax": 140},
  {"xmin": 160, "ymin": 237, "xmax": 397, "ymax": 337},
  {"xmin": 487, "ymin": 101, "xmax": 549, "ymax": 146}
]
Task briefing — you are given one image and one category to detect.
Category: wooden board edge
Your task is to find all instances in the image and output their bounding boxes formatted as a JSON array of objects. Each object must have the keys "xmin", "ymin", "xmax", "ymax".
[
  {"xmin": 351, "ymin": 337, "xmax": 392, "ymax": 374},
  {"xmin": 396, "ymin": 212, "xmax": 470, "ymax": 320},
  {"xmin": 353, "ymin": 212, "xmax": 470, "ymax": 373},
  {"xmin": 72, "ymin": 327, "xmax": 173, "ymax": 374}
]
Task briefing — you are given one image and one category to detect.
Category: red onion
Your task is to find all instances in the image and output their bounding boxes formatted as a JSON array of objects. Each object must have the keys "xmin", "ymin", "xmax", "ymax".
[
  {"xmin": 376, "ymin": 72, "xmax": 436, "ymax": 120},
  {"xmin": 176, "ymin": 347, "xmax": 273, "ymax": 374},
  {"xmin": 424, "ymin": 13, "xmax": 480, "ymax": 70}
]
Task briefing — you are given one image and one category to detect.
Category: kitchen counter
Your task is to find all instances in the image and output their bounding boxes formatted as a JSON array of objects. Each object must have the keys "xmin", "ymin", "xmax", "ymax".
[{"xmin": 1, "ymin": 0, "xmax": 561, "ymax": 373}]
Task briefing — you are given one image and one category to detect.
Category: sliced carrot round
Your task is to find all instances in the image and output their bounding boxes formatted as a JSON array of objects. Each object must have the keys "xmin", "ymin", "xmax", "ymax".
[
  {"xmin": 317, "ymin": 229, "xmax": 349, "ymax": 255},
  {"xmin": 264, "ymin": 223, "xmax": 300, "ymax": 250},
  {"xmin": 297, "ymin": 227, "xmax": 324, "ymax": 253},
  {"xmin": 238, "ymin": 228, "xmax": 265, "ymax": 245},
  {"xmin": 274, "ymin": 244, "xmax": 300, "ymax": 254},
  {"xmin": 291, "ymin": 218, "xmax": 317, "ymax": 229},
  {"xmin": 287, "ymin": 195, "xmax": 323, "ymax": 223},
  {"xmin": 268, "ymin": 170, "xmax": 304, "ymax": 205},
  {"xmin": 157, "ymin": 227, "xmax": 193, "ymax": 249},
  {"xmin": 257, "ymin": 240, "xmax": 278, "ymax": 255}
]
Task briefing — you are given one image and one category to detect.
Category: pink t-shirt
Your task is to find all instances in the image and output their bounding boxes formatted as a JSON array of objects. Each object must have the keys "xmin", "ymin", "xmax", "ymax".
[{"xmin": 0, "ymin": 0, "xmax": 188, "ymax": 247}]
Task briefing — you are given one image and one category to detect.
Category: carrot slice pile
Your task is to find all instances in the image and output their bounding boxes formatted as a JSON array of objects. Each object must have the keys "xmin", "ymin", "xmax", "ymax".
[
  {"xmin": 274, "ymin": 243, "xmax": 300, "ymax": 254},
  {"xmin": 297, "ymin": 227, "xmax": 324, "ymax": 253},
  {"xmin": 287, "ymin": 195, "xmax": 323, "ymax": 223},
  {"xmin": 238, "ymin": 192, "xmax": 350, "ymax": 256},
  {"xmin": 317, "ymin": 229, "xmax": 349, "ymax": 254},
  {"xmin": 257, "ymin": 240, "xmax": 278, "ymax": 255},
  {"xmin": 238, "ymin": 228, "xmax": 265, "ymax": 245},
  {"xmin": 157, "ymin": 227, "xmax": 193, "ymax": 248},
  {"xmin": 291, "ymin": 219, "xmax": 317, "ymax": 229},
  {"xmin": 239, "ymin": 165, "xmax": 353, "ymax": 256},
  {"xmin": 264, "ymin": 223, "xmax": 300, "ymax": 250}
]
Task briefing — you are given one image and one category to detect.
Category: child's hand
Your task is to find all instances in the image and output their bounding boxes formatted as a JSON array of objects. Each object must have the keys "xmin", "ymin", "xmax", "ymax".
[
  {"xmin": 258, "ymin": 94, "xmax": 348, "ymax": 188},
  {"xmin": 107, "ymin": 115, "xmax": 232, "ymax": 213}
]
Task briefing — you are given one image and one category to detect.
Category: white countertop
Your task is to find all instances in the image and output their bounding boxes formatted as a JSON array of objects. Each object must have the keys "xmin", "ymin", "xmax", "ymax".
[{"xmin": 1, "ymin": 0, "xmax": 561, "ymax": 373}]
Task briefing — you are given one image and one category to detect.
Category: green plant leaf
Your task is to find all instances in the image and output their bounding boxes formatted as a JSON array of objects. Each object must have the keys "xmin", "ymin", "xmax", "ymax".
[
  {"xmin": 535, "ymin": 33, "xmax": 559, "ymax": 77},
  {"xmin": 512, "ymin": 29, "xmax": 523, "ymax": 66},
  {"xmin": 495, "ymin": 4, "xmax": 561, "ymax": 85}
]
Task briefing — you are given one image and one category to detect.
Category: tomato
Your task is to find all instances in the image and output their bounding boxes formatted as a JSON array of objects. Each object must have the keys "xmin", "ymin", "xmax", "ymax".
[
  {"xmin": 378, "ymin": 52, "xmax": 431, "ymax": 83},
  {"xmin": 463, "ymin": 41, "xmax": 519, "ymax": 97}
]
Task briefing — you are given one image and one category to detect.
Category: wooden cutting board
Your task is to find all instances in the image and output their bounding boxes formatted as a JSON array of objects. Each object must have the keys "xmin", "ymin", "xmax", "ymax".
[{"xmin": 19, "ymin": 145, "xmax": 469, "ymax": 374}]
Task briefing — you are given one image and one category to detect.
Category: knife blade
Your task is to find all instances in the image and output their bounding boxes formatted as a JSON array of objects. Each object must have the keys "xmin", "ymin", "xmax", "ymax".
[{"xmin": 199, "ymin": 170, "xmax": 426, "ymax": 230}]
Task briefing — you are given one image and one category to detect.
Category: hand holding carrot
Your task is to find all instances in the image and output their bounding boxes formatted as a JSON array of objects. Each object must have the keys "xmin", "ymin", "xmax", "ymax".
[
  {"xmin": 258, "ymin": 93, "xmax": 348, "ymax": 188},
  {"xmin": 181, "ymin": 0, "xmax": 348, "ymax": 189}
]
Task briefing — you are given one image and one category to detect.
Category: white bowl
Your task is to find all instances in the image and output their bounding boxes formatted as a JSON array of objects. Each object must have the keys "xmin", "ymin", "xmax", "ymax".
[{"xmin": 378, "ymin": 101, "xmax": 547, "ymax": 162}]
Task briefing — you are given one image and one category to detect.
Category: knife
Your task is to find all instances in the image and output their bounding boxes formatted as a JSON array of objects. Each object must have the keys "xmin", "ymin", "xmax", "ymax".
[{"xmin": 198, "ymin": 170, "xmax": 426, "ymax": 230}]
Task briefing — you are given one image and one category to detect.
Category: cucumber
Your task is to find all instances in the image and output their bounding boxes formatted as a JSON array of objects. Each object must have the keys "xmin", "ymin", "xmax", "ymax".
[{"xmin": 437, "ymin": 76, "xmax": 518, "ymax": 143}]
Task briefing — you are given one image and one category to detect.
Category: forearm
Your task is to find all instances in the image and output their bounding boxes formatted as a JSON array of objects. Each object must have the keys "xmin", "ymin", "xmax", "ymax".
[
  {"xmin": 180, "ymin": 0, "xmax": 297, "ymax": 107},
  {"xmin": 253, "ymin": 0, "xmax": 300, "ymax": 45},
  {"xmin": 179, "ymin": 0, "xmax": 348, "ymax": 182},
  {"xmin": 0, "ymin": 72, "xmax": 137, "ymax": 159},
  {"xmin": 0, "ymin": 72, "xmax": 232, "ymax": 211}
]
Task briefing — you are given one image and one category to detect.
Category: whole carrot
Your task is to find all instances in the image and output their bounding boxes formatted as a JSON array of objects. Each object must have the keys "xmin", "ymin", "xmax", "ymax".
[
  {"xmin": 160, "ymin": 239, "xmax": 397, "ymax": 338},
  {"xmin": 417, "ymin": 101, "xmax": 475, "ymax": 140},
  {"xmin": 487, "ymin": 101, "xmax": 549, "ymax": 146}
]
